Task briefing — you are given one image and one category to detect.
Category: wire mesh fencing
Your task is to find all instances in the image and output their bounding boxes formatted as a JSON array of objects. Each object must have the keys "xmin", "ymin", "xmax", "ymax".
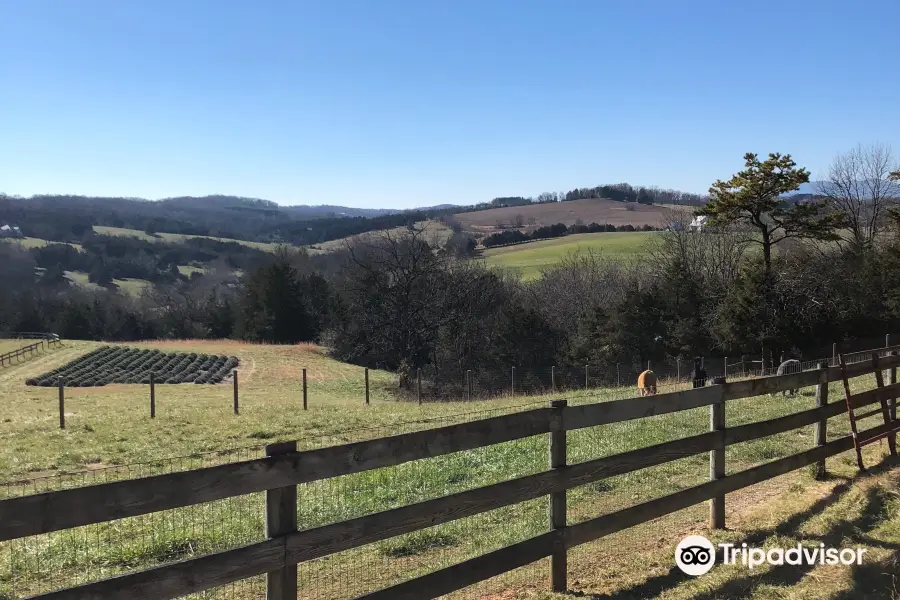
[
  {"xmin": 1, "ymin": 341, "xmax": 896, "ymax": 599},
  {"xmin": 403, "ymin": 337, "xmax": 899, "ymax": 403},
  {"xmin": 0, "ymin": 400, "xmax": 560, "ymax": 599}
]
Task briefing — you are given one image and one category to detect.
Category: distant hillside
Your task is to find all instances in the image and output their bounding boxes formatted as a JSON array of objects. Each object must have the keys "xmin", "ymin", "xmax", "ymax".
[
  {"xmin": 454, "ymin": 198, "xmax": 671, "ymax": 234},
  {"xmin": 783, "ymin": 182, "xmax": 827, "ymax": 196},
  {"xmin": 0, "ymin": 194, "xmax": 420, "ymax": 247}
]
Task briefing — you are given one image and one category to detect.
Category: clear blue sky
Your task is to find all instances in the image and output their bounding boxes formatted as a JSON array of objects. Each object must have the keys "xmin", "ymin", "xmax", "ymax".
[{"xmin": 2, "ymin": 1, "xmax": 898, "ymax": 209}]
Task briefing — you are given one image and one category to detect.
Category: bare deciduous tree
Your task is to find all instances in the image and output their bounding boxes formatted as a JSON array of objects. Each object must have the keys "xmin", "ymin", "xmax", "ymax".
[
  {"xmin": 647, "ymin": 208, "xmax": 750, "ymax": 299},
  {"xmin": 817, "ymin": 142, "xmax": 900, "ymax": 251},
  {"xmin": 529, "ymin": 249, "xmax": 637, "ymax": 334}
]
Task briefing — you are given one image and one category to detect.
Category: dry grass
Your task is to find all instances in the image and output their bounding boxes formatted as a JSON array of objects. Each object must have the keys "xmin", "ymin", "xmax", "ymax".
[
  {"xmin": 309, "ymin": 219, "xmax": 454, "ymax": 254},
  {"xmin": 454, "ymin": 199, "xmax": 671, "ymax": 234},
  {"xmin": 0, "ymin": 340, "xmax": 31, "ymax": 356},
  {"xmin": 506, "ymin": 449, "xmax": 900, "ymax": 600}
]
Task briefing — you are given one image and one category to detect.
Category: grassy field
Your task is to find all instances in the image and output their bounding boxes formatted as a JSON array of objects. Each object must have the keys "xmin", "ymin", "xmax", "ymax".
[
  {"xmin": 455, "ymin": 198, "xmax": 671, "ymax": 233},
  {"xmin": 177, "ymin": 264, "xmax": 206, "ymax": 276},
  {"xmin": 0, "ymin": 237, "xmax": 82, "ymax": 251},
  {"xmin": 93, "ymin": 222, "xmax": 455, "ymax": 257},
  {"xmin": 482, "ymin": 231, "xmax": 655, "ymax": 279},
  {"xmin": 92, "ymin": 225, "xmax": 283, "ymax": 252},
  {"xmin": 64, "ymin": 270, "xmax": 152, "ymax": 297},
  {"xmin": 0, "ymin": 340, "xmax": 30, "ymax": 355},
  {"xmin": 308, "ymin": 219, "xmax": 454, "ymax": 254},
  {"xmin": 0, "ymin": 339, "xmax": 896, "ymax": 599}
]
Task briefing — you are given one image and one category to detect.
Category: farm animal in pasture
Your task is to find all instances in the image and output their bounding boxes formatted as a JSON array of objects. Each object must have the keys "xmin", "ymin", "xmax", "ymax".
[
  {"xmin": 637, "ymin": 369, "xmax": 657, "ymax": 396},
  {"xmin": 690, "ymin": 358, "xmax": 707, "ymax": 388},
  {"xmin": 776, "ymin": 359, "xmax": 801, "ymax": 396}
]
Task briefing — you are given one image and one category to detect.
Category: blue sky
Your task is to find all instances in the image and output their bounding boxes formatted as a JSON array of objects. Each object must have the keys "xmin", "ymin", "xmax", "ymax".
[{"xmin": 2, "ymin": 1, "xmax": 898, "ymax": 209}]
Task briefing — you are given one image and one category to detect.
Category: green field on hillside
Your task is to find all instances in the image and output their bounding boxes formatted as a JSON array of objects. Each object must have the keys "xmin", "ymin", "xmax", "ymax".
[
  {"xmin": 64, "ymin": 270, "xmax": 152, "ymax": 297},
  {"xmin": 177, "ymin": 264, "xmax": 206, "ymax": 276},
  {"xmin": 1, "ymin": 237, "xmax": 83, "ymax": 251},
  {"xmin": 92, "ymin": 226, "xmax": 282, "ymax": 252},
  {"xmin": 481, "ymin": 231, "xmax": 655, "ymax": 279}
]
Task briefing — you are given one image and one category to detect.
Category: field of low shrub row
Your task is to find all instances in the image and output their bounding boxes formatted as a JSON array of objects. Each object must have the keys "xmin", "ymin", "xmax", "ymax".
[{"xmin": 25, "ymin": 346, "xmax": 240, "ymax": 387}]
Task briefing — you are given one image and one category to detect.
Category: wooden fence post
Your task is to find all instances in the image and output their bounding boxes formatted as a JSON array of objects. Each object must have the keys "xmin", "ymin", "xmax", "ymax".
[
  {"xmin": 814, "ymin": 361, "xmax": 829, "ymax": 480},
  {"xmin": 549, "ymin": 399, "xmax": 567, "ymax": 592},
  {"xmin": 676, "ymin": 358, "xmax": 681, "ymax": 381},
  {"xmin": 511, "ymin": 366, "xmax": 516, "ymax": 396},
  {"xmin": 709, "ymin": 383, "xmax": 725, "ymax": 529},
  {"xmin": 832, "ymin": 342, "xmax": 837, "ymax": 366},
  {"xmin": 888, "ymin": 351, "xmax": 898, "ymax": 453},
  {"xmin": 890, "ymin": 351, "xmax": 898, "ymax": 426},
  {"xmin": 266, "ymin": 441, "xmax": 298, "ymax": 599},
  {"xmin": 150, "ymin": 372, "xmax": 156, "ymax": 419},
  {"xmin": 58, "ymin": 376, "xmax": 65, "ymax": 429},
  {"xmin": 233, "ymin": 370, "xmax": 239, "ymax": 415},
  {"xmin": 417, "ymin": 368, "xmax": 422, "ymax": 405},
  {"xmin": 365, "ymin": 368, "xmax": 370, "ymax": 406},
  {"xmin": 616, "ymin": 363, "xmax": 620, "ymax": 387},
  {"xmin": 585, "ymin": 364, "xmax": 589, "ymax": 389},
  {"xmin": 466, "ymin": 370, "xmax": 472, "ymax": 401},
  {"xmin": 646, "ymin": 360, "xmax": 651, "ymax": 372},
  {"xmin": 887, "ymin": 333, "xmax": 891, "ymax": 349},
  {"xmin": 302, "ymin": 368, "xmax": 307, "ymax": 410},
  {"xmin": 551, "ymin": 366, "xmax": 556, "ymax": 392},
  {"xmin": 724, "ymin": 357, "xmax": 728, "ymax": 378}
]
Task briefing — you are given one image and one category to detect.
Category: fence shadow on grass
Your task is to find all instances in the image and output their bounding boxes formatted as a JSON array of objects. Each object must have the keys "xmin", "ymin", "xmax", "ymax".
[{"xmin": 573, "ymin": 455, "xmax": 900, "ymax": 600}]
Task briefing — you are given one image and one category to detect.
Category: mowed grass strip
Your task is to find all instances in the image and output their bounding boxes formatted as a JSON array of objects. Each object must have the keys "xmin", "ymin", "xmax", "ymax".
[
  {"xmin": 481, "ymin": 231, "xmax": 655, "ymax": 279},
  {"xmin": 0, "ymin": 338, "xmax": 892, "ymax": 599}
]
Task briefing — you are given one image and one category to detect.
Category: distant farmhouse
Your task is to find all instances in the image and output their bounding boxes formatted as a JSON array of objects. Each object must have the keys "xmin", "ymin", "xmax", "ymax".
[
  {"xmin": 689, "ymin": 215, "xmax": 708, "ymax": 232},
  {"xmin": 0, "ymin": 224, "xmax": 24, "ymax": 238}
]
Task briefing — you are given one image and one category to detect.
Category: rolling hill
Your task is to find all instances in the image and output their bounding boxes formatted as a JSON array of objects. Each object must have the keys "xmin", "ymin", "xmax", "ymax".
[
  {"xmin": 481, "ymin": 231, "xmax": 655, "ymax": 279},
  {"xmin": 454, "ymin": 198, "xmax": 671, "ymax": 235}
]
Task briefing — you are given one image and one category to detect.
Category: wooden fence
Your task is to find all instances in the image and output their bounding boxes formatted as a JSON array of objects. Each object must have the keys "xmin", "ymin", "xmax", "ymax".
[
  {"xmin": 2, "ymin": 348, "xmax": 899, "ymax": 599},
  {"xmin": 0, "ymin": 338, "xmax": 60, "ymax": 368}
]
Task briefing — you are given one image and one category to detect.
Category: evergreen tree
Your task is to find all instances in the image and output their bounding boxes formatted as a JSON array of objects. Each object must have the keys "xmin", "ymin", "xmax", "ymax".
[{"xmin": 698, "ymin": 152, "xmax": 843, "ymax": 278}]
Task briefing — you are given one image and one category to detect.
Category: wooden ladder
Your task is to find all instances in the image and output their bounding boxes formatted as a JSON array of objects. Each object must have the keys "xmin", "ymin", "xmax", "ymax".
[{"xmin": 839, "ymin": 353, "xmax": 900, "ymax": 471}]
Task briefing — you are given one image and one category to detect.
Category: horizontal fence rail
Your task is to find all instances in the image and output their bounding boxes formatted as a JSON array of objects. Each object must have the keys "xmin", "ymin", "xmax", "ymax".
[
  {"xmin": 0, "ymin": 332, "xmax": 60, "ymax": 341},
  {"xmin": 0, "ymin": 338, "xmax": 60, "ymax": 367},
  {"xmin": 4, "ymin": 344, "xmax": 900, "ymax": 599}
]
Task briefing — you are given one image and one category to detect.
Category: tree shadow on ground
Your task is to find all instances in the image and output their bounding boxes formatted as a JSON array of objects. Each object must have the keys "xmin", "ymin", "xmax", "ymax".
[{"xmin": 572, "ymin": 456, "xmax": 900, "ymax": 600}]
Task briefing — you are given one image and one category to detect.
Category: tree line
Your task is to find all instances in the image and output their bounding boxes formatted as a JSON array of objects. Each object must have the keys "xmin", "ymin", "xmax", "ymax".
[
  {"xmin": 2, "ymin": 180, "xmax": 706, "ymax": 251},
  {"xmin": 3, "ymin": 145, "xmax": 899, "ymax": 398},
  {"xmin": 482, "ymin": 221, "xmax": 658, "ymax": 248},
  {"xmin": 487, "ymin": 185, "xmax": 707, "ymax": 209}
]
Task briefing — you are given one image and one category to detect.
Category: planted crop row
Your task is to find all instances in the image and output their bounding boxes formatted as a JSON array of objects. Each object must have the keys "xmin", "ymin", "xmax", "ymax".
[{"xmin": 26, "ymin": 346, "xmax": 240, "ymax": 387}]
